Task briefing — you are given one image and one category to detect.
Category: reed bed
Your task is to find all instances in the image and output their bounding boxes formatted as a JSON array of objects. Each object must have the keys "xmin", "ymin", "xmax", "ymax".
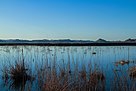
[{"xmin": 0, "ymin": 46, "xmax": 136, "ymax": 91}]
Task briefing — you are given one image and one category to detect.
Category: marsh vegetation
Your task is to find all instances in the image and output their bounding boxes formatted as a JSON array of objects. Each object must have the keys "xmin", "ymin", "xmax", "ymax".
[{"xmin": 0, "ymin": 46, "xmax": 136, "ymax": 91}]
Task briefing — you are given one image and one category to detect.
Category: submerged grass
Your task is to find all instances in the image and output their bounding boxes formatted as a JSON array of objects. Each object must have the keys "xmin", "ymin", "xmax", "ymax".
[
  {"xmin": 2, "ymin": 61, "xmax": 34, "ymax": 90},
  {"xmin": 1, "ymin": 46, "xmax": 136, "ymax": 91},
  {"xmin": 1, "ymin": 49, "xmax": 34, "ymax": 90},
  {"xmin": 37, "ymin": 62, "xmax": 106, "ymax": 91},
  {"xmin": 129, "ymin": 66, "xmax": 136, "ymax": 79}
]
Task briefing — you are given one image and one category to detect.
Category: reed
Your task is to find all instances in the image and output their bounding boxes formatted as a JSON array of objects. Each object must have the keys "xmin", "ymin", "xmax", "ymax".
[{"xmin": 1, "ymin": 46, "xmax": 136, "ymax": 91}]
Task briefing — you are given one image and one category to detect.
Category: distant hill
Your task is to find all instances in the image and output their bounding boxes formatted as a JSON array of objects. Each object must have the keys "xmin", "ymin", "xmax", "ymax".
[
  {"xmin": 125, "ymin": 38, "xmax": 136, "ymax": 42},
  {"xmin": 96, "ymin": 38, "xmax": 108, "ymax": 43},
  {"xmin": 0, "ymin": 39, "xmax": 93, "ymax": 43},
  {"xmin": 0, "ymin": 38, "xmax": 135, "ymax": 43}
]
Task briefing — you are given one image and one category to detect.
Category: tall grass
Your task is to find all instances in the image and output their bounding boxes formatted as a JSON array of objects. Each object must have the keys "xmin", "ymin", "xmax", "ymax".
[
  {"xmin": 1, "ymin": 46, "xmax": 136, "ymax": 91},
  {"xmin": 1, "ymin": 49, "xmax": 34, "ymax": 90}
]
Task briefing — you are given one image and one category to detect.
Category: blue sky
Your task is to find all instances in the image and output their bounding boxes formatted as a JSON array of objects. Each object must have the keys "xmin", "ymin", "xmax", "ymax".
[{"xmin": 0, "ymin": 0, "xmax": 136, "ymax": 40}]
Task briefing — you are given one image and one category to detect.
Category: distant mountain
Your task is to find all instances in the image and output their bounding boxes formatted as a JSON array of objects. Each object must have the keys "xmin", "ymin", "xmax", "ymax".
[
  {"xmin": 0, "ymin": 39, "xmax": 93, "ymax": 43},
  {"xmin": 31, "ymin": 39, "xmax": 93, "ymax": 43},
  {"xmin": 0, "ymin": 39, "xmax": 30, "ymax": 43},
  {"xmin": 96, "ymin": 38, "xmax": 108, "ymax": 43},
  {"xmin": 125, "ymin": 38, "xmax": 136, "ymax": 42},
  {"xmin": 0, "ymin": 38, "xmax": 135, "ymax": 43},
  {"xmin": 0, "ymin": 40, "xmax": 4, "ymax": 42}
]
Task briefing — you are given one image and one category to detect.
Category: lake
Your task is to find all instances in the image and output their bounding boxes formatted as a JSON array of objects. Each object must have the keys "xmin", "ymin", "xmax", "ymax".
[{"xmin": 0, "ymin": 46, "xmax": 136, "ymax": 91}]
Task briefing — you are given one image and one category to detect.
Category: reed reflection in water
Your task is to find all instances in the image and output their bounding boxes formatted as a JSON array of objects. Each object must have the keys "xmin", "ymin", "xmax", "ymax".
[{"xmin": 0, "ymin": 46, "xmax": 136, "ymax": 91}]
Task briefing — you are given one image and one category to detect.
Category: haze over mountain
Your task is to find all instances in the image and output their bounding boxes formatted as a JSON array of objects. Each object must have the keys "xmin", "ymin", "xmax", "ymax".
[{"xmin": 0, "ymin": 38, "xmax": 135, "ymax": 43}]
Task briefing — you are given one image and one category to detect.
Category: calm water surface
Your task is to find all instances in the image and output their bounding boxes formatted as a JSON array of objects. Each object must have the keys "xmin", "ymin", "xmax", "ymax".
[{"xmin": 0, "ymin": 46, "xmax": 135, "ymax": 91}]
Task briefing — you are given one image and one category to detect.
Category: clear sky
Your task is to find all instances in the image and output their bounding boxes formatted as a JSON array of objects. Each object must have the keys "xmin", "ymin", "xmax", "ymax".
[{"xmin": 0, "ymin": 0, "xmax": 136, "ymax": 40}]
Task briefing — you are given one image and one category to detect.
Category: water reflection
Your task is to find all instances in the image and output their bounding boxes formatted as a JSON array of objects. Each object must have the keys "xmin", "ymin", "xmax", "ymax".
[{"xmin": 0, "ymin": 46, "xmax": 135, "ymax": 91}]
